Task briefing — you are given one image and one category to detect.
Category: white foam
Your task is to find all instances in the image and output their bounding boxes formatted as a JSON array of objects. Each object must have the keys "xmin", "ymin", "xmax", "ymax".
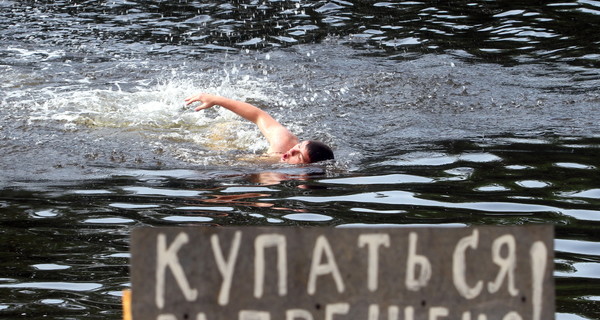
[{"xmin": 22, "ymin": 69, "xmax": 284, "ymax": 160}]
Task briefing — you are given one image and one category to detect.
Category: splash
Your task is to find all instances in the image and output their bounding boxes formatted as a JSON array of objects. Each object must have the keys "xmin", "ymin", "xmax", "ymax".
[{"xmin": 21, "ymin": 66, "xmax": 281, "ymax": 163}]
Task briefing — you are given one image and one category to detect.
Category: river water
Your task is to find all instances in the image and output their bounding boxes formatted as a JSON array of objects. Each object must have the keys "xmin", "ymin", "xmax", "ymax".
[{"xmin": 0, "ymin": 0, "xmax": 599, "ymax": 319}]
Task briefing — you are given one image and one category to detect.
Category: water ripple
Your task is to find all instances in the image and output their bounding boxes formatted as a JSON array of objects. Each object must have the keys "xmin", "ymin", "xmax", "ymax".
[
  {"xmin": 0, "ymin": 282, "xmax": 102, "ymax": 292},
  {"xmin": 1, "ymin": 0, "xmax": 598, "ymax": 66}
]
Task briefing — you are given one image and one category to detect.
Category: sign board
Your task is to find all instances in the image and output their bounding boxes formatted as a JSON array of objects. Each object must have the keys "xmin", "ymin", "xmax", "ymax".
[{"xmin": 131, "ymin": 226, "xmax": 554, "ymax": 320}]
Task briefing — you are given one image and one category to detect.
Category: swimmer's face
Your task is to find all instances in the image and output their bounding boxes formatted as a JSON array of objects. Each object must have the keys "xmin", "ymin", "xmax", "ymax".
[{"xmin": 281, "ymin": 141, "xmax": 311, "ymax": 164}]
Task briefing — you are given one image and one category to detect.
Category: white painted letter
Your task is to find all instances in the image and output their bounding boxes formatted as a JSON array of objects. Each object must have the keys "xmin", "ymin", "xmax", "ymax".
[
  {"xmin": 156, "ymin": 232, "xmax": 198, "ymax": 309},
  {"xmin": 359, "ymin": 234, "xmax": 390, "ymax": 292},
  {"xmin": 325, "ymin": 303, "xmax": 350, "ymax": 320},
  {"xmin": 239, "ymin": 310, "xmax": 270, "ymax": 320},
  {"xmin": 196, "ymin": 313, "xmax": 207, "ymax": 320},
  {"xmin": 307, "ymin": 236, "xmax": 345, "ymax": 295},
  {"xmin": 368, "ymin": 304, "xmax": 399, "ymax": 320},
  {"xmin": 388, "ymin": 306, "xmax": 399, "ymax": 320},
  {"xmin": 404, "ymin": 307, "xmax": 414, "ymax": 320},
  {"xmin": 211, "ymin": 231, "xmax": 242, "ymax": 306},
  {"xmin": 530, "ymin": 241, "xmax": 547, "ymax": 320},
  {"xmin": 406, "ymin": 232, "xmax": 432, "ymax": 291},
  {"xmin": 461, "ymin": 312, "xmax": 488, "ymax": 320},
  {"xmin": 502, "ymin": 312, "xmax": 523, "ymax": 320},
  {"xmin": 429, "ymin": 307, "xmax": 449, "ymax": 320},
  {"xmin": 254, "ymin": 234, "xmax": 287, "ymax": 298},
  {"xmin": 286, "ymin": 309, "xmax": 314, "ymax": 320},
  {"xmin": 157, "ymin": 315, "xmax": 177, "ymax": 320},
  {"xmin": 453, "ymin": 229, "xmax": 483, "ymax": 299},
  {"xmin": 488, "ymin": 234, "xmax": 519, "ymax": 296}
]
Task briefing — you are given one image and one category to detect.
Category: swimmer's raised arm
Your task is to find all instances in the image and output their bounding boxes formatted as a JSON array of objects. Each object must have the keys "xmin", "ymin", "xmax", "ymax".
[
  {"xmin": 184, "ymin": 93, "xmax": 298, "ymax": 154},
  {"xmin": 184, "ymin": 93, "xmax": 335, "ymax": 164}
]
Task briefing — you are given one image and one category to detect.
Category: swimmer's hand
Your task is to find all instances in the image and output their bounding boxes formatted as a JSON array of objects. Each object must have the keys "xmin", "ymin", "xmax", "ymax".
[{"xmin": 184, "ymin": 93, "xmax": 219, "ymax": 112}]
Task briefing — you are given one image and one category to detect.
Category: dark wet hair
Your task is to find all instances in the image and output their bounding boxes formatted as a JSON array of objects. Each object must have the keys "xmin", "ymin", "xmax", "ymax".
[{"xmin": 306, "ymin": 140, "xmax": 334, "ymax": 163}]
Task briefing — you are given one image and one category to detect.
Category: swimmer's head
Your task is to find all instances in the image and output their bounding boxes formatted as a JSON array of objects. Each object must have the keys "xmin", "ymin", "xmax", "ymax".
[{"xmin": 281, "ymin": 140, "xmax": 334, "ymax": 164}]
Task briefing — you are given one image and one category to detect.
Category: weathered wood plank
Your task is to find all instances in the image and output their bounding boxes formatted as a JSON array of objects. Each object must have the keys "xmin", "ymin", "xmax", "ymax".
[{"xmin": 131, "ymin": 226, "xmax": 554, "ymax": 320}]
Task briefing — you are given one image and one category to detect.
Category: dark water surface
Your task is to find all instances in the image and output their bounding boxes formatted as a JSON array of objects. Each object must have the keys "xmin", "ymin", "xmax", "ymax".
[{"xmin": 1, "ymin": 0, "xmax": 600, "ymax": 319}]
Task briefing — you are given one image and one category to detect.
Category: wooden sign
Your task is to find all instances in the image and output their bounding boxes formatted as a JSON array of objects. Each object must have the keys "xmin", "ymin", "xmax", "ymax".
[{"xmin": 130, "ymin": 226, "xmax": 554, "ymax": 320}]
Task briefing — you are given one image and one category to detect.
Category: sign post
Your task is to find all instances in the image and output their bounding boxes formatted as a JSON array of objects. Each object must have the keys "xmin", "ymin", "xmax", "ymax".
[{"xmin": 130, "ymin": 226, "xmax": 554, "ymax": 320}]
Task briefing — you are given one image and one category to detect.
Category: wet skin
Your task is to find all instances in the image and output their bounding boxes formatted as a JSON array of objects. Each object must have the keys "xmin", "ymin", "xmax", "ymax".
[{"xmin": 280, "ymin": 141, "xmax": 311, "ymax": 164}]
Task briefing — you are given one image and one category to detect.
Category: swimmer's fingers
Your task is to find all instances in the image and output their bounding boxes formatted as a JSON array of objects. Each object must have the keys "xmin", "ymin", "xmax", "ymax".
[
  {"xmin": 193, "ymin": 103, "xmax": 212, "ymax": 112},
  {"xmin": 184, "ymin": 94, "xmax": 202, "ymax": 105},
  {"xmin": 184, "ymin": 94, "xmax": 211, "ymax": 112}
]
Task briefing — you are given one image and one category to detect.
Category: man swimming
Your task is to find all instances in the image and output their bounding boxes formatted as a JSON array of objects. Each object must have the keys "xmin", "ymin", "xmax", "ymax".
[{"xmin": 184, "ymin": 93, "xmax": 334, "ymax": 164}]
